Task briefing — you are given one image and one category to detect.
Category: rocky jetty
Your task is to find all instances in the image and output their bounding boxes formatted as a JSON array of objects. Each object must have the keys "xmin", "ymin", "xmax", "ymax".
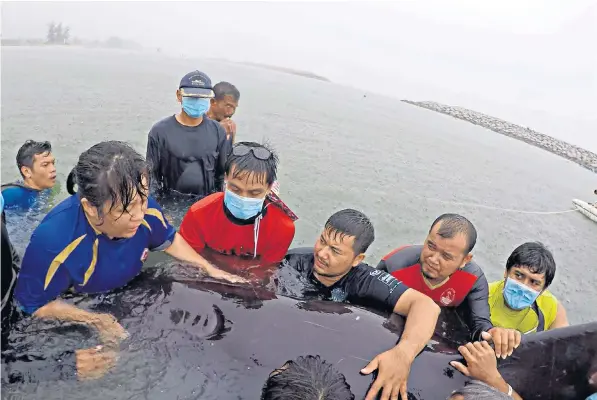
[{"xmin": 402, "ymin": 100, "xmax": 597, "ymax": 174}]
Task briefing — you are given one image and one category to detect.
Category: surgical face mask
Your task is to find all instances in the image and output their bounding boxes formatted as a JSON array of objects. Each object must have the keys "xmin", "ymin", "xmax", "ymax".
[
  {"xmin": 224, "ymin": 189, "xmax": 265, "ymax": 220},
  {"xmin": 503, "ymin": 278, "xmax": 541, "ymax": 310},
  {"xmin": 181, "ymin": 97, "xmax": 210, "ymax": 118}
]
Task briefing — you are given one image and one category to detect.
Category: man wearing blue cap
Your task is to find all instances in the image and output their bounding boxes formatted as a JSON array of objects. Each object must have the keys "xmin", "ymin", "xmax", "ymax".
[{"xmin": 147, "ymin": 70, "xmax": 231, "ymax": 197}]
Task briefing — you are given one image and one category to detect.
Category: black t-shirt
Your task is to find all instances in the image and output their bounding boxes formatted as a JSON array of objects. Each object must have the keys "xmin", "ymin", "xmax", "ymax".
[
  {"xmin": 281, "ymin": 251, "xmax": 409, "ymax": 314},
  {"xmin": 146, "ymin": 115, "xmax": 231, "ymax": 196}
]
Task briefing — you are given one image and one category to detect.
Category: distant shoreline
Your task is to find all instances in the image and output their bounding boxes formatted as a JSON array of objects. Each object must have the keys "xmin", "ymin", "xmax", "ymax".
[
  {"xmin": 209, "ymin": 58, "xmax": 330, "ymax": 82},
  {"xmin": 1, "ymin": 37, "xmax": 142, "ymax": 51},
  {"xmin": 239, "ymin": 62, "xmax": 330, "ymax": 82},
  {"xmin": 402, "ymin": 100, "xmax": 597, "ymax": 174}
]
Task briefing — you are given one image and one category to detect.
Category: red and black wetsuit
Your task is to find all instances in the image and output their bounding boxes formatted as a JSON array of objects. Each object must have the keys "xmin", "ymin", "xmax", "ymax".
[{"xmin": 377, "ymin": 245, "xmax": 492, "ymax": 340}]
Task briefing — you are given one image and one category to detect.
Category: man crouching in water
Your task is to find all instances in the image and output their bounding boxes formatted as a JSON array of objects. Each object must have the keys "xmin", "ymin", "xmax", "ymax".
[{"xmin": 280, "ymin": 209, "xmax": 440, "ymax": 400}]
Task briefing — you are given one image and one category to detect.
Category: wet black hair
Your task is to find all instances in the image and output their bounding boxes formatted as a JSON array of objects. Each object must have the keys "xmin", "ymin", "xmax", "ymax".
[
  {"xmin": 225, "ymin": 142, "xmax": 278, "ymax": 186},
  {"xmin": 66, "ymin": 141, "xmax": 148, "ymax": 218},
  {"xmin": 506, "ymin": 242, "xmax": 556, "ymax": 288},
  {"xmin": 16, "ymin": 140, "xmax": 52, "ymax": 177},
  {"xmin": 213, "ymin": 81, "xmax": 240, "ymax": 102},
  {"xmin": 429, "ymin": 213, "xmax": 477, "ymax": 253},
  {"xmin": 261, "ymin": 355, "xmax": 354, "ymax": 400},
  {"xmin": 451, "ymin": 379, "xmax": 511, "ymax": 399},
  {"xmin": 324, "ymin": 209, "xmax": 375, "ymax": 255}
]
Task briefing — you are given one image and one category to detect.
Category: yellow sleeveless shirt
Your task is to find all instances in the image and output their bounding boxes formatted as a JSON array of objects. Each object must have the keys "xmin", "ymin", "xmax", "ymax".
[{"xmin": 488, "ymin": 280, "xmax": 559, "ymax": 334}]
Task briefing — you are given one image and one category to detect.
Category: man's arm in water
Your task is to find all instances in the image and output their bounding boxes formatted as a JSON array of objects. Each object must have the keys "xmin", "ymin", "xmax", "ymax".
[
  {"xmin": 145, "ymin": 198, "xmax": 245, "ymax": 283},
  {"xmin": 164, "ymin": 233, "xmax": 247, "ymax": 283},
  {"xmin": 362, "ymin": 288, "xmax": 440, "ymax": 400},
  {"xmin": 34, "ymin": 300, "xmax": 128, "ymax": 345}
]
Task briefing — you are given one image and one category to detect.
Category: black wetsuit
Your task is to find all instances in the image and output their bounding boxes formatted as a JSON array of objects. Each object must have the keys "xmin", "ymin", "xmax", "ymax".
[
  {"xmin": 281, "ymin": 248, "xmax": 409, "ymax": 314},
  {"xmin": 146, "ymin": 115, "xmax": 231, "ymax": 196},
  {"xmin": 1, "ymin": 216, "xmax": 19, "ymax": 334}
]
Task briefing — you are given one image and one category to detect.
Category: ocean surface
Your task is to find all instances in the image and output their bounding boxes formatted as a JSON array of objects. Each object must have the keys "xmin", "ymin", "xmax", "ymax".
[{"xmin": 1, "ymin": 46, "xmax": 596, "ymax": 398}]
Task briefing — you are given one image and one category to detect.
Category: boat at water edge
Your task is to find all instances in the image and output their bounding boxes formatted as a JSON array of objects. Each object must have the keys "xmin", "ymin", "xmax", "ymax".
[{"xmin": 573, "ymin": 199, "xmax": 597, "ymax": 223}]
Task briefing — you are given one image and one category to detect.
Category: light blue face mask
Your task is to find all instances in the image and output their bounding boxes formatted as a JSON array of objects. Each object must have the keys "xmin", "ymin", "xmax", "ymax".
[
  {"xmin": 224, "ymin": 189, "xmax": 265, "ymax": 220},
  {"xmin": 181, "ymin": 97, "xmax": 210, "ymax": 118},
  {"xmin": 503, "ymin": 278, "xmax": 541, "ymax": 310}
]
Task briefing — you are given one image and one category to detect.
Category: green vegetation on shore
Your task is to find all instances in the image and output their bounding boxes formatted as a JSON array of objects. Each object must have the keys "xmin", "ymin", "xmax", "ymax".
[{"xmin": 1, "ymin": 22, "xmax": 141, "ymax": 50}]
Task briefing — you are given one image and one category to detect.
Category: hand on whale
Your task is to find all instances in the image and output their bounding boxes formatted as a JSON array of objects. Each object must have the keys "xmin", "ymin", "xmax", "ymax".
[
  {"xmin": 361, "ymin": 346, "xmax": 411, "ymax": 400},
  {"xmin": 483, "ymin": 328, "xmax": 521, "ymax": 359}
]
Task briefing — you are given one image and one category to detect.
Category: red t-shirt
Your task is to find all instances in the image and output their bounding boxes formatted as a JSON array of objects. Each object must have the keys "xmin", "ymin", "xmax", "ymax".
[{"xmin": 179, "ymin": 192, "xmax": 295, "ymax": 269}]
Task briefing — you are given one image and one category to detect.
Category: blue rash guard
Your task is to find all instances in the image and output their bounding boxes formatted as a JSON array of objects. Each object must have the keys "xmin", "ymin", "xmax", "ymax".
[
  {"xmin": 1, "ymin": 182, "xmax": 49, "ymax": 211},
  {"xmin": 14, "ymin": 195, "xmax": 176, "ymax": 314}
]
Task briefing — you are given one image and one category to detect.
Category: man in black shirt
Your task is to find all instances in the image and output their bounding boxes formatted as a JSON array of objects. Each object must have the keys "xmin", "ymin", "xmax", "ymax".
[
  {"xmin": 146, "ymin": 70, "xmax": 231, "ymax": 196},
  {"xmin": 281, "ymin": 209, "xmax": 440, "ymax": 400}
]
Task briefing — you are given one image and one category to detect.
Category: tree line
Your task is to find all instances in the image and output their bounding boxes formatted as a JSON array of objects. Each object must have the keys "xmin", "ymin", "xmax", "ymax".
[{"xmin": 47, "ymin": 22, "xmax": 70, "ymax": 44}]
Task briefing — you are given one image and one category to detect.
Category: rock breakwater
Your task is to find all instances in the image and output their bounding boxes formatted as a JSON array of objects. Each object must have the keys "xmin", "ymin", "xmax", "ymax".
[{"xmin": 402, "ymin": 100, "xmax": 597, "ymax": 174}]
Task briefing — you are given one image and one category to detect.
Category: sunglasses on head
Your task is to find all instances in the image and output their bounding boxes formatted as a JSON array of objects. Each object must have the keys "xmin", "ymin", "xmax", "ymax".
[{"xmin": 232, "ymin": 144, "xmax": 271, "ymax": 160}]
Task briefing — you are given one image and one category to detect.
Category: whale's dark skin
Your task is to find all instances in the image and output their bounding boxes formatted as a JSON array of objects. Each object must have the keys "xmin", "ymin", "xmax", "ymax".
[{"xmin": 1, "ymin": 268, "xmax": 596, "ymax": 400}]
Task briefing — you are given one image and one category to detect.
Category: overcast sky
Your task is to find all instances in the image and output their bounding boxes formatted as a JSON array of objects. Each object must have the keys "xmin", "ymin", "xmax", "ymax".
[{"xmin": 3, "ymin": 1, "xmax": 596, "ymax": 151}]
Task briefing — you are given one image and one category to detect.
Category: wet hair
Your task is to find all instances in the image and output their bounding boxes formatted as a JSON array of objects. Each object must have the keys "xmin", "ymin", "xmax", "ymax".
[
  {"xmin": 429, "ymin": 213, "xmax": 477, "ymax": 253},
  {"xmin": 450, "ymin": 380, "xmax": 511, "ymax": 399},
  {"xmin": 324, "ymin": 209, "xmax": 375, "ymax": 255},
  {"xmin": 16, "ymin": 140, "xmax": 52, "ymax": 177},
  {"xmin": 225, "ymin": 142, "xmax": 278, "ymax": 186},
  {"xmin": 506, "ymin": 242, "xmax": 556, "ymax": 288},
  {"xmin": 213, "ymin": 81, "xmax": 240, "ymax": 102},
  {"xmin": 66, "ymin": 141, "xmax": 148, "ymax": 218},
  {"xmin": 262, "ymin": 355, "xmax": 354, "ymax": 400}
]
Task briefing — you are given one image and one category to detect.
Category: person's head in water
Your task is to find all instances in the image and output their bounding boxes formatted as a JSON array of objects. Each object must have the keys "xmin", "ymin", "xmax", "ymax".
[
  {"xmin": 176, "ymin": 70, "xmax": 215, "ymax": 120},
  {"xmin": 67, "ymin": 141, "xmax": 149, "ymax": 239},
  {"xmin": 502, "ymin": 242, "xmax": 556, "ymax": 310},
  {"xmin": 420, "ymin": 213, "xmax": 476, "ymax": 284},
  {"xmin": 449, "ymin": 380, "xmax": 512, "ymax": 400},
  {"xmin": 16, "ymin": 140, "xmax": 57, "ymax": 190},
  {"xmin": 223, "ymin": 142, "xmax": 278, "ymax": 220},
  {"xmin": 313, "ymin": 209, "xmax": 375, "ymax": 283},
  {"xmin": 208, "ymin": 82, "xmax": 240, "ymax": 122},
  {"xmin": 262, "ymin": 355, "xmax": 354, "ymax": 400}
]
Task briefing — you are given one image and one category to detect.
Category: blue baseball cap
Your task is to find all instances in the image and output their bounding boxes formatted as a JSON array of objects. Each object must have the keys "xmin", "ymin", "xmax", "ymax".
[{"xmin": 179, "ymin": 70, "xmax": 214, "ymax": 98}]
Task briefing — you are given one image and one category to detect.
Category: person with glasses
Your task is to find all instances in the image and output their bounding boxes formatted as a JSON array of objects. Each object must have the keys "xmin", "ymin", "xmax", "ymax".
[
  {"xmin": 14, "ymin": 141, "xmax": 245, "ymax": 376},
  {"xmin": 146, "ymin": 70, "xmax": 231, "ymax": 197},
  {"xmin": 179, "ymin": 142, "xmax": 296, "ymax": 280}
]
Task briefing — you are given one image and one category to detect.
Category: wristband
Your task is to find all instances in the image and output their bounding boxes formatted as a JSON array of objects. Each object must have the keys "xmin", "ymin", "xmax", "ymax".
[{"xmin": 507, "ymin": 384, "xmax": 513, "ymax": 396}]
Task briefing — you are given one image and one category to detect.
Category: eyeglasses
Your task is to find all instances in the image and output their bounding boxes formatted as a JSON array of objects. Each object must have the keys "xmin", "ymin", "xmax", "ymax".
[{"xmin": 232, "ymin": 144, "xmax": 271, "ymax": 160}]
